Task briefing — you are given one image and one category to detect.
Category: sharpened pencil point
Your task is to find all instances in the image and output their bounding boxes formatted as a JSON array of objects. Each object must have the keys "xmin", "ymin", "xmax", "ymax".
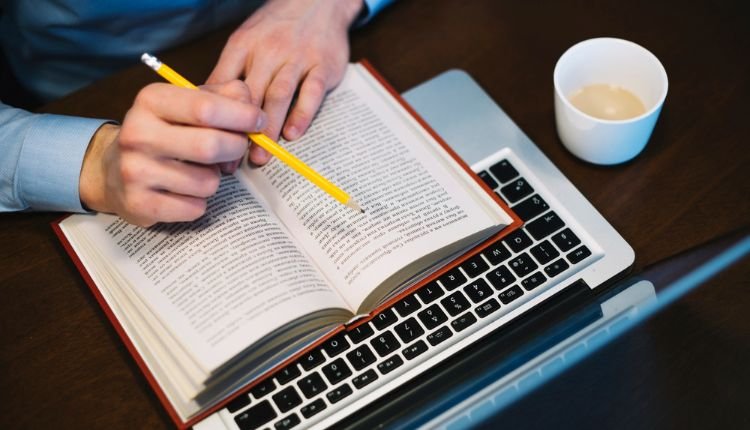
[{"xmin": 346, "ymin": 199, "xmax": 364, "ymax": 214}]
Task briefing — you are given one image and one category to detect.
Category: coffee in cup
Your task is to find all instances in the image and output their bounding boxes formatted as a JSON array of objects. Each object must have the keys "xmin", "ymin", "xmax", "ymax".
[{"xmin": 553, "ymin": 38, "xmax": 668, "ymax": 165}]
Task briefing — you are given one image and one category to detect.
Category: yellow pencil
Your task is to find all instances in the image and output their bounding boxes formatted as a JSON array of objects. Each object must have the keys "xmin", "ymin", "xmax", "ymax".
[{"xmin": 140, "ymin": 53, "xmax": 363, "ymax": 213}]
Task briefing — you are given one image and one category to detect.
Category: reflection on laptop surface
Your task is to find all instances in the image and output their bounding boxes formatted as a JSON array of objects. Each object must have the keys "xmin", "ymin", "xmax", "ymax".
[{"xmin": 397, "ymin": 229, "xmax": 749, "ymax": 429}]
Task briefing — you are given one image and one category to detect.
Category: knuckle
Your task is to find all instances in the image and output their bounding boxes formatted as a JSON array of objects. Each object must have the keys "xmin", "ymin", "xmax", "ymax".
[
  {"xmin": 134, "ymin": 83, "xmax": 159, "ymax": 106},
  {"xmin": 123, "ymin": 193, "xmax": 147, "ymax": 220},
  {"xmin": 194, "ymin": 133, "xmax": 222, "ymax": 162},
  {"xmin": 186, "ymin": 200, "xmax": 208, "ymax": 222},
  {"xmin": 192, "ymin": 98, "xmax": 217, "ymax": 126},
  {"xmin": 266, "ymin": 79, "xmax": 296, "ymax": 102},
  {"xmin": 200, "ymin": 170, "xmax": 221, "ymax": 197},
  {"xmin": 118, "ymin": 157, "xmax": 141, "ymax": 184},
  {"xmin": 227, "ymin": 80, "xmax": 253, "ymax": 103}
]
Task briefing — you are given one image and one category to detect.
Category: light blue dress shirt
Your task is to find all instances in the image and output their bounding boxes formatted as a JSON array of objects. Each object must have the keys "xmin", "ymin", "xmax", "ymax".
[{"xmin": 0, "ymin": 0, "xmax": 394, "ymax": 213}]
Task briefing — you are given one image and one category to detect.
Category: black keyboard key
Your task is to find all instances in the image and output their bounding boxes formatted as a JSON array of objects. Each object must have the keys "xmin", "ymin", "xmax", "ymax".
[
  {"xmin": 504, "ymin": 229, "xmax": 534, "ymax": 252},
  {"xmin": 530, "ymin": 240, "xmax": 560, "ymax": 265},
  {"xmin": 371, "ymin": 331, "xmax": 401, "ymax": 357},
  {"xmin": 478, "ymin": 170, "xmax": 499, "ymax": 190},
  {"xmin": 226, "ymin": 393, "xmax": 251, "ymax": 413},
  {"xmin": 326, "ymin": 383, "xmax": 353, "ymax": 404},
  {"xmin": 274, "ymin": 413, "xmax": 300, "ymax": 430},
  {"xmin": 234, "ymin": 400, "xmax": 277, "ymax": 430},
  {"xmin": 500, "ymin": 177, "xmax": 534, "ymax": 203},
  {"xmin": 394, "ymin": 294, "xmax": 422, "ymax": 317},
  {"xmin": 508, "ymin": 253, "xmax": 538, "ymax": 277},
  {"xmin": 475, "ymin": 298, "xmax": 501, "ymax": 318},
  {"xmin": 372, "ymin": 308, "xmax": 398, "ymax": 330},
  {"xmin": 511, "ymin": 194, "xmax": 549, "ymax": 222},
  {"xmin": 526, "ymin": 211, "xmax": 565, "ymax": 240},
  {"xmin": 250, "ymin": 378, "xmax": 276, "ymax": 399},
  {"xmin": 393, "ymin": 317, "xmax": 425, "ymax": 344},
  {"xmin": 567, "ymin": 245, "xmax": 592, "ymax": 264},
  {"xmin": 377, "ymin": 355, "xmax": 404, "ymax": 375},
  {"xmin": 321, "ymin": 358, "xmax": 352, "ymax": 385},
  {"xmin": 346, "ymin": 345, "xmax": 376, "ymax": 371},
  {"xmin": 352, "ymin": 369, "xmax": 379, "ymax": 389},
  {"xmin": 498, "ymin": 285, "xmax": 524, "ymax": 304},
  {"xmin": 521, "ymin": 271, "xmax": 546, "ymax": 291},
  {"xmin": 322, "ymin": 334, "xmax": 350, "ymax": 358},
  {"xmin": 441, "ymin": 291, "xmax": 471, "ymax": 316},
  {"xmin": 460, "ymin": 254, "xmax": 490, "ymax": 278},
  {"xmin": 489, "ymin": 159, "xmax": 519, "ymax": 183},
  {"xmin": 544, "ymin": 258, "xmax": 570, "ymax": 278},
  {"xmin": 427, "ymin": 326, "xmax": 453, "ymax": 346},
  {"xmin": 463, "ymin": 278, "xmax": 493, "ymax": 303},
  {"xmin": 552, "ymin": 228, "xmax": 581, "ymax": 252},
  {"xmin": 272, "ymin": 386, "xmax": 302, "ymax": 413},
  {"xmin": 402, "ymin": 340, "xmax": 429, "ymax": 360},
  {"xmin": 275, "ymin": 364, "xmax": 301, "ymax": 385},
  {"xmin": 416, "ymin": 281, "xmax": 445, "ymax": 304},
  {"xmin": 347, "ymin": 323, "xmax": 374, "ymax": 344},
  {"xmin": 300, "ymin": 399, "xmax": 327, "ymax": 419},
  {"xmin": 483, "ymin": 240, "xmax": 511, "ymax": 266},
  {"xmin": 418, "ymin": 304, "xmax": 449, "ymax": 330},
  {"xmin": 451, "ymin": 312, "xmax": 478, "ymax": 332},
  {"xmin": 487, "ymin": 265, "xmax": 516, "ymax": 290},
  {"xmin": 299, "ymin": 349, "xmax": 325, "ymax": 371},
  {"xmin": 438, "ymin": 268, "xmax": 467, "ymax": 290},
  {"xmin": 297, "ymin": 372, "xmax": 327, "ymax": 399}
]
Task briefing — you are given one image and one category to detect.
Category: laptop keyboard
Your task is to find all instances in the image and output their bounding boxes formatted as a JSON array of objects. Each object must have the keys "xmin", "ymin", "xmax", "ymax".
[{"xmin": 225, "ymin": 157, "xmax": 593, "ymax": 430}]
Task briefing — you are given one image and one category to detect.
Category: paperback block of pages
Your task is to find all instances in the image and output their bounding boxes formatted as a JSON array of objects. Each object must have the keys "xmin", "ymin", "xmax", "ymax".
[{"xmin": 54, "ymin": 62, "xmax": 520, "ymax": 427}]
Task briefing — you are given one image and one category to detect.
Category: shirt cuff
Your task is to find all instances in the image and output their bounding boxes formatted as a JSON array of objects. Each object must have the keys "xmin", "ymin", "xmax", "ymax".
[
  {"xmin": 357, "ymin": 0, "xmax": 395, "ymax": 25},
  {"xmin": 17, "ymin": 114, "xmax": 110, "ymax": 212}
]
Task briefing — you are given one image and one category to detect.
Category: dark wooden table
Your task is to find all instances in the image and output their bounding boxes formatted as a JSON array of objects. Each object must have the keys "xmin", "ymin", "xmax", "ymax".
[{"xmin": 1, "ymin": 1, "xmax": 748, "ymax": 428}]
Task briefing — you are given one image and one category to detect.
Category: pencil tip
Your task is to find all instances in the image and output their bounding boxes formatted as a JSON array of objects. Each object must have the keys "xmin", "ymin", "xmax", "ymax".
[{"xmin": 346, "ymin": 199, "xmax": 364, "ymax": 214}]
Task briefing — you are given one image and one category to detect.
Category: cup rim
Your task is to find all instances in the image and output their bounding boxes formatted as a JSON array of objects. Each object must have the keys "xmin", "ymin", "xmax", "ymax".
[{"xmin": 553, "ymin": 37, "xmax": 669, "ymax": 124}]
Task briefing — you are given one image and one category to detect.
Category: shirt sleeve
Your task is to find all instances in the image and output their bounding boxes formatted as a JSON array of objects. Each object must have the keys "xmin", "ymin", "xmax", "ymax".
[
  {"xmin": 0, "ymin": 101, "xmax": 110, "ymax": 213},
  {"xmin": 358, "ymin": 0, "xmax": 396, "ymax": 25}
]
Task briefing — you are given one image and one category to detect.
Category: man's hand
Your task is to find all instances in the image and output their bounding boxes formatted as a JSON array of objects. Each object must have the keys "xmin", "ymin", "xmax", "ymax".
[
  {"xmin": 207, "ymin": 0, "xmax": 364, "ymax": 165},
  {"xmin": 79, "ymin": 81, "xmax": 265, "ymax": 227}
]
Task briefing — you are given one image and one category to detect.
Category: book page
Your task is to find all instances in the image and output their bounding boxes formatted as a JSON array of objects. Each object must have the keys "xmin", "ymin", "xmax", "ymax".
[
  {"xmin": 64, "ymin": 176, "xmax": 347, "ymax": 373},
  {"xmin": 242, "ymin": 64, "xmax": 506, "ymax": 311}
]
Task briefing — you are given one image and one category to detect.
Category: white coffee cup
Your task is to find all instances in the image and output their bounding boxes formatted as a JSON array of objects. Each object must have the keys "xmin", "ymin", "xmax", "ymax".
[{"xmin": 553, "ymin": 38, "xmax": 668, "ymax": 165}]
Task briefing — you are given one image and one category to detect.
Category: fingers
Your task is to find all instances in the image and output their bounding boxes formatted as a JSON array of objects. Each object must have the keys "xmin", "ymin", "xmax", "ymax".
[
  {"xmin": 134, "ymin": 83, "xmax": 265, "ymax": 133},
  {"xmin": 114, "ymin": 150, "xmax": 222, "ymax": 227},
  {"xmin": 246, "ymin": 63, "xmax": 304, "ymax": 165},
  {"xmin": 119, "ymin": 111, "xmax": 249, "ymax": 164},
  {"xmin": 106, "ymin": 81, "xmax": 266, "ymax": 226},
  {"xmin": 199, "ymin": 80, "xmax": 255, "ymax": 172},
  {"xmin": 120, "ymin": 188, "xmax": 209, "ymax": 227},
  {"xmin": 260, "ymin": 63, "xmax": 304, "ymax": 140},
  {"xmin": 283, "ymin": 67, "xmax": 329, "ymax": 141},
  {"xmin": 119, "ymin": 153, "xmax": 222, "ymax": 199},
  {"xmin": 200, "ymin": 80, "xmax": 254, "ymax": 105}
]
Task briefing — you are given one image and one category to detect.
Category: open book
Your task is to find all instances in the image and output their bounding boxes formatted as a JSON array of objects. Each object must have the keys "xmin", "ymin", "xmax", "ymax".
[{"xmin": 54, "ymin": 62, "xmax": 520, "ymax": 427}]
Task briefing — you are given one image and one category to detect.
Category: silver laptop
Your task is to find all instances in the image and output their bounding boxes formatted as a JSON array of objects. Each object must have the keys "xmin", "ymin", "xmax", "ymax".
[{"xmin": 195, "ymin": 70, "xmax": 634, "ymax": 430}]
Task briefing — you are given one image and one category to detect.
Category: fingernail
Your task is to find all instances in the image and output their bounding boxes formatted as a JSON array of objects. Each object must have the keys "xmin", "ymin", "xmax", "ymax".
[
  {"xmin": 285, "ymin": 125, "xmax": 299, "ymax": 141},
  {"xmin": 255, "ymin": 112, "xmax": 267, "ymax": 130},
  {"xmin": 250, "ymin": 145, "xmax": 271, "ymax": 165}
]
